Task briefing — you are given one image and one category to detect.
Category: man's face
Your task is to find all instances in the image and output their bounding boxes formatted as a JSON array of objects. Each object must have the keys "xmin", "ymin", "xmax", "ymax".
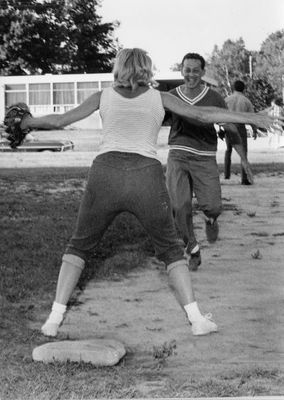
[{"xmin": 181, "ymin": 58, "xmax": 205, "ymax": 89}]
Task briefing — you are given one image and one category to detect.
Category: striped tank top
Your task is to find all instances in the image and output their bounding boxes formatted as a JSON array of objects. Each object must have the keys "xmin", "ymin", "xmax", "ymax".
[{"xmin": 98, "ymin": 87, "xmax": 165, "ymax": 160}]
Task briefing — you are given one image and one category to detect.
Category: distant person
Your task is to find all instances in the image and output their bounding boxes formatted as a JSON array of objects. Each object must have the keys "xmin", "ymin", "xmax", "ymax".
[
  {"xmin": 17, "ymin": 48, "xmax": 277, "ymax": 340},
  {"xmin": 224, "ymin": 80, "xmax": 257, "ymax": 185}
]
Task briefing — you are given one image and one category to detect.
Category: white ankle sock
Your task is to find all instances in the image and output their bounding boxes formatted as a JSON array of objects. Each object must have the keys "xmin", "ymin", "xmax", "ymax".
[
  {"xmin": 52, "ymin": 301, "xmax": 66, "ymax": 313},
  {"xmin": 46, "ymin": 302, "xmax": 66, "ymax": 324},
  {"xmin": 41, "ymin": 302, "xmax": 66, "ymax": 337},
  {"xmin": 184, "ymin": 301, "xmax": 203, "ymax": 323}
]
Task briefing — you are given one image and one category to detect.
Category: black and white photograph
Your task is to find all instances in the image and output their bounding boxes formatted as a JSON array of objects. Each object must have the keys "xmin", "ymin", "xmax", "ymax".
[{"xmin": 0, "ymin": 1, "xmax": 283, "ymax": 399}]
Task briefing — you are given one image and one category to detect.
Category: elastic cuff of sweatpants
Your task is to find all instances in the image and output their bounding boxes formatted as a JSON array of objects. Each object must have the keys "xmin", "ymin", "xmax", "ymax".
[
  {"xmin": 62, "ymin": 254, "xmax": 85, "ymax": 271},
  {"xmin": 166, "ymin": 258, "xmax": 187, "ymax": 273}
]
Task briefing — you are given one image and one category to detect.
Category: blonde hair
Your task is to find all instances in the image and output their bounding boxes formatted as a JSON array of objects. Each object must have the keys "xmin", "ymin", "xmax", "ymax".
[{"xmin": 113, "ymin": 48, "xmax": 157, "ymax": 90}]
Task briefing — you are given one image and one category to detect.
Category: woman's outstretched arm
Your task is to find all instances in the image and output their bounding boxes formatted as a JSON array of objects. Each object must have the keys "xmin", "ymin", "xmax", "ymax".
[
  {"xmin": 160, "ymin": 91, "xmax": 282, "ymax": 130},
  {"xmin": 21, "ymin": 91, "xmax": 102, "ymax": 131}
]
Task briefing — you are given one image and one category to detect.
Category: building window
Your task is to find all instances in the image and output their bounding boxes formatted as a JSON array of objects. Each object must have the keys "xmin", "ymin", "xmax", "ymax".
[
  {"xmin": 29, "ymin": 83, "xmax": 51, "ymax": 105},
  {"xmin": 77, "ymin": 82, "xmax": 99, "ymax": 104},
  {"xmin": 101, "ymin": 81, "xmax": 113, "ymax": 89},
  {"xmin": 53, "ymin": 82, "xmax": 75, "ymax": 105},
  {"xmin": 5, "ymin": 84, "xmax": 27, "ymax": 107}
]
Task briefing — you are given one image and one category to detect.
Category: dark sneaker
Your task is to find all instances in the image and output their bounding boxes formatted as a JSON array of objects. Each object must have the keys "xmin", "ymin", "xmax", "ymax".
[
  {"xmin": 205, "ymin": 219, "xmax": 219, "ymax": 243},
  {"xmin": 188, "ymin": 250, "xmax": 201, "ymax": 271},
  {"xmin": 184, "ymin": 248, "xmax": 201, "ymax": 271}
]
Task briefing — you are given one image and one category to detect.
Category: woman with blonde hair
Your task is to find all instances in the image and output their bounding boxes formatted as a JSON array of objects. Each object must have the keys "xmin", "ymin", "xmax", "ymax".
[{"xmin": 20, "ymin": 48, "xmax": 279, "ymax": 338}]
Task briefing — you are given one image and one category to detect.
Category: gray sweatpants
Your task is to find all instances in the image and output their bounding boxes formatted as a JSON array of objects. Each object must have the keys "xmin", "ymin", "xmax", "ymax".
[{"xmin": 166, "ymin": 149, "xmax": 222, "ymax": 251}]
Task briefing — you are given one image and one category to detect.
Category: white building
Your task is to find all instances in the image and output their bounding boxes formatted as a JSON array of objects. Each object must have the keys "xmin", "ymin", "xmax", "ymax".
[{"xmin": 0, "ymin": 72, "xmax": 217, "ymax": 129}]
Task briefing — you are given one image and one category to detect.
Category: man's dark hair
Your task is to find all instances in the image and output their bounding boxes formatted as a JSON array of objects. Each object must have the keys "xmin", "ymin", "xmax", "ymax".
[
  {"xmin": 181, "ymin": 53, "xmax": 205, "ymax": 69},
  {"xmin": 234, "ymin": 80, "xmax": 245, "ymax": 92}
]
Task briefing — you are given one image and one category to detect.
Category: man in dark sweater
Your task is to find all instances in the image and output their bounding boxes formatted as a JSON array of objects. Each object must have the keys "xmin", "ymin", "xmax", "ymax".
[
  {"xmin": 224, "ymin": 80, "xmax": 256, "ymax": 184},
  {"xmin": 166, "ymin": 52, "xmax": 249, "ymax": 271}
]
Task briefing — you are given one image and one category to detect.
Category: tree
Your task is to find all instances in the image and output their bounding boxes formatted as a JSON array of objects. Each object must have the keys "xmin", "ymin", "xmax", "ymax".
[
  {"xmin": 244, "ymin": 77, "xmax": 275, "ymax": 112},
  {"xmin": 206, "ymin": 38, "xmax": 251, "ymax": 97},
  {"xmin": 200, "ymin": 35, "xmax": 279, "ymax": 110},
  {"xmin": 254, "ymin": 30, "xmax": 284, "ymax": 98},
  {"xmin": 62, "ymin": 0, "xmax": 120, "ymax": 73},
  {"xmin": 0, "ymin": 0, "xmax": 70, "ymax": 74},
  {"xmin": 0, "ymin": 0, "xmax": 120, "ymax": 75}
]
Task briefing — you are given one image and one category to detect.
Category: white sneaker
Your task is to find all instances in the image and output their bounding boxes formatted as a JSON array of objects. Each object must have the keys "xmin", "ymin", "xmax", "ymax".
[
  {"xmin": 191, "ymin": 313, "xmax": 218, "ymax": 336},
  {"xmin": 41, "ymin": 310, "xmax": 65, "ymax": 337},
  {"xmin": 41, "ymin": 321, "xmax": 61, "ymax": 337}
]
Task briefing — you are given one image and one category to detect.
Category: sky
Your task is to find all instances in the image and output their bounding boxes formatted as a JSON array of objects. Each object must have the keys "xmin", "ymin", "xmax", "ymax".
[{"xmin": 99, "ymin": 0, "xmax": 284, "ymax": 72}]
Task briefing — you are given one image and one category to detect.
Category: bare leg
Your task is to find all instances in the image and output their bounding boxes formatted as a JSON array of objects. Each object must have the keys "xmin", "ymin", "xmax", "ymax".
[
  {"xmin": 41, "ymin": 254, "xmax": 85, "ymax": 337},
  {"xmin": 167, "ymin": 260, "xmax": 195, "ymax": 305},
  {"xmin": 54, "ymin": 255, "xmax": 84, "ymax": 304},
  {"xmin": 167, "ymin": 259, "xmax": 218, "ymax": 335}
]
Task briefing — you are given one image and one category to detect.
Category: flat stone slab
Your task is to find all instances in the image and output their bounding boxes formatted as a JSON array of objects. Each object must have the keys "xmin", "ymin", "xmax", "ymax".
[{"xmin": 32, "ymin": 339, "xmax": 126, "ymax": 366}]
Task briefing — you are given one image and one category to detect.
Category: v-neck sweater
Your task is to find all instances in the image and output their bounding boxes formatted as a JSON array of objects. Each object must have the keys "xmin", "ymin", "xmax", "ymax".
[{"xmin": 168, "ymin": 86, "xmax": 226, "ymax": 156}]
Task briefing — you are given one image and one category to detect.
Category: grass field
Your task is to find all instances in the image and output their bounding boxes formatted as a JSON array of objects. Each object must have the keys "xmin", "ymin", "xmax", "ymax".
[{"xmin": 1, "ymin": 164, "xmax": 284, "ymax": 400}]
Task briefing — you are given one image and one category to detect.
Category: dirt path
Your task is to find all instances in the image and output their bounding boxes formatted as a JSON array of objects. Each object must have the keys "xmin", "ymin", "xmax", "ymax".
[{"xmin": 39, "ymin": 173, "xmax": 283, "ymax": 390}]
